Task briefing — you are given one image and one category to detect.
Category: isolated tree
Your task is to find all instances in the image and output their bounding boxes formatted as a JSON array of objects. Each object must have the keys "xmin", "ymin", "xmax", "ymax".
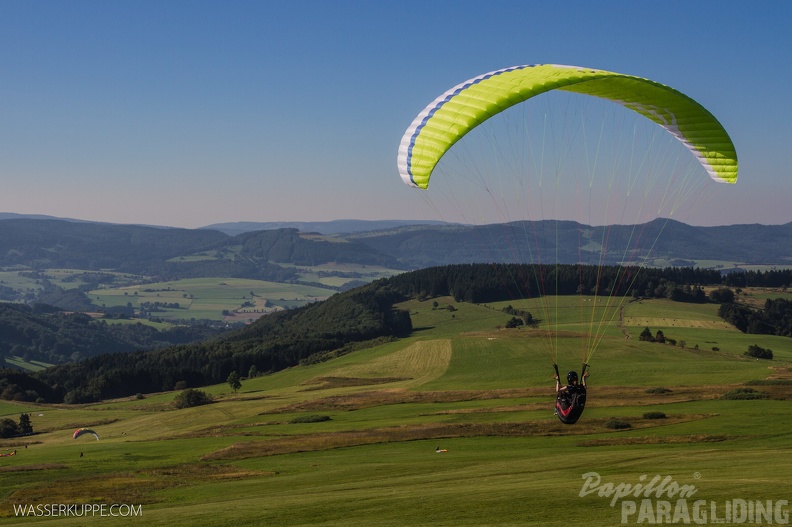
[
  {"xmin": 227, "ymin": 371, "xmax": 242, "ymax": 393},
  {"xmin": 248, "ymin": 365, "xmax": 259, "ymax": 379},
  {"xmin": 18, "ymin": 413, "xmax": 32, "ymax": 435},
  {"xmin": 639, "ymin": 327, "xmax": 654, "ymax": 342},
  {"xmin": 654, "ymin": 330, "xmax": 666, "ymax": 344}
]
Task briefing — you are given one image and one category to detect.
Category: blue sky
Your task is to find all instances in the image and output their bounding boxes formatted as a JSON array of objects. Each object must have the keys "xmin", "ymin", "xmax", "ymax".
[{"xmin": 1, "ymin": 1, "xmax": 789, "ymax": 228}]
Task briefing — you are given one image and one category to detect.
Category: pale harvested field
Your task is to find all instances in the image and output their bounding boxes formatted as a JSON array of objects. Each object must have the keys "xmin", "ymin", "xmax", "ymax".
[
  {"xmin": 312, "ymin": 339, "xmax": 453, "ymax": 387},
  {"xmin": 623, "ymin": 317, "xmax": 733, "ymax": 329}
]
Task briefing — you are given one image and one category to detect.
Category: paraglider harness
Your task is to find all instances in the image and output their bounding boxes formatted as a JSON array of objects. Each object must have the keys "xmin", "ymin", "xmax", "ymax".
[{"xmin": 553, "ymin": 362, "xmax": 588, "ymax": 425}]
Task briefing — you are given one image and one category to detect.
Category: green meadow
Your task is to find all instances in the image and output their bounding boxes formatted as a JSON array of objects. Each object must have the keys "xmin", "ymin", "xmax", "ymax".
[
  {"xmin": 0, "ymin": 295, "xmax": 790, "ymax": 526},
  {"xmin": 280, "ymin": 262, "xmax": 402, "ymax": 288}
]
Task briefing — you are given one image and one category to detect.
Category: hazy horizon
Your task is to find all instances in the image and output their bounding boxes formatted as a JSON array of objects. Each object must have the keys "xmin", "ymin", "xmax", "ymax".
[
  {"xmin": 2, "ymin": 211, "xmax": 789, "ymax": 233},
  {"xmin": 2, "ymin": 1, "xmax": 789, "ymax": 229}
]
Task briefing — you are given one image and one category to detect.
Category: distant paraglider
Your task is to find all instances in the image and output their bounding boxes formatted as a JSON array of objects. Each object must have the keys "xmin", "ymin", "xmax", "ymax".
[{"xmin": 73, "ymin": 428, "xmax": 99, "ymax": 441}]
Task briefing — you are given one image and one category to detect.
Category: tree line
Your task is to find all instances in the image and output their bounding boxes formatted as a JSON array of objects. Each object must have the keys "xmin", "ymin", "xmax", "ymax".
[
  {"xmin": 718, "ymin": 298, "xmax": 792, "ymax": 337},
  {"xmin": 385, "ymin": 263, "xmax": 725, "ymax": 304}
]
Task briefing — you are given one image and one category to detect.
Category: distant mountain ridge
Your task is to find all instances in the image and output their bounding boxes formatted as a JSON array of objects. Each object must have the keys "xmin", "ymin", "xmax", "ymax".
[
  {"xmin": 1, "ymin": 215, "xmax": 791, "ymax": 276},
  {"xmin": 0, "ymin": 212, "xmax": 89, "ymax": 222},
  {"xmin": 200, "ymin": 219, "xmax": 448, "ymax": 236},
  {"xmin": 0, "ymin": 219, "xmax": 402, "ymax": 280},
  {"xmin": 350, "ymin": 219, "xmax": 792, "ymax": 269}
]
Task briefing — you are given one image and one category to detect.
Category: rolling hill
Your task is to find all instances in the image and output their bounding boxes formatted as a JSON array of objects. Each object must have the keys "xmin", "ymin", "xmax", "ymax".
[
  {"xmin": 2, "ymin": 216, "xmax": 792, "ymax": 280},
  {"xmin": 4, "ymin": 262, "xmax": 792, "ymax": 405}
]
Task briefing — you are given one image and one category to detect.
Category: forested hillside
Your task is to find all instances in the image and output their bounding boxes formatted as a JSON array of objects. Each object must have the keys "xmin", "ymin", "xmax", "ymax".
[
  {"xmin": 3, "ymin": 282, "xmax": 411, "ymax": 403},
  {"xmin": 0, "ymin": 303, "xmax": 225, "ymax": 366},
  {"xmin": 2, "ymin": 217, "xmax": 792, "ymax": 282},
  {"xmin": 0, "ymin": 219, "xmax": 227, "ymax": 272},
  {"xmin": 236, "ymin": 229, "xmax": 400, "ymax": 267}
]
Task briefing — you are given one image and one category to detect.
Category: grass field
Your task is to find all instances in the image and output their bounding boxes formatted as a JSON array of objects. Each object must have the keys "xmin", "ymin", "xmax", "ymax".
[
  {"xmin": 1, "ymin": 357, "xmax": 53, "ymax": 372},
  {"xmin": 0, "ymin": 295, "xmax": 790, "ymax": 526},
  {"xmin": 88, "ymin": 277, "xmax": 336, "ymax": 322}
]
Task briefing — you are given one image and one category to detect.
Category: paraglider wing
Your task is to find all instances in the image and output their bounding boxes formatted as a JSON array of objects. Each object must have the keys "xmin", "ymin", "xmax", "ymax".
[
  {"xmin": 398, "ymin": 64, "xmax": 738, "ymax": 189},
  {"xmin": 73, "ymin": 428, "xmax": 99, "ymax": 440}
]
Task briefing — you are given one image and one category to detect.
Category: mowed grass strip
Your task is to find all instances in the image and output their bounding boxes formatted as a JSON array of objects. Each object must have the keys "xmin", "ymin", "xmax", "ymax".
[
  {"xmin": 268, "ymin": 384, "xmax": 725, "ymax": 416},
  {"xmin": 311, "ymin": 339, "xmax": 452, "ymax": 388},
  {"xmin": 623, "ymin": 298, "xmax": 735, "ymax": 331},
  {"xmin": 201, "ymin": 414, "xmax": 711, "ymax": 461},
  {"xmin": 577, "ymin": 434, "xmax": 739, "ymax": 447}
]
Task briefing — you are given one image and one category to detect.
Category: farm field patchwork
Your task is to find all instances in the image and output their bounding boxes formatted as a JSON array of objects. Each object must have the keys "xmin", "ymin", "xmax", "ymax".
[{"xmin": 88, "ymin": 277, "xmax": 336, "ymax": 322}]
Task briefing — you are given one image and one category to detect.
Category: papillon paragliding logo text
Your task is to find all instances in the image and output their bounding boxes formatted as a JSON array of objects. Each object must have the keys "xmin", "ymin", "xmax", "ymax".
[{"xmin": 580, "ymin": 471, "xmax": 789, "ymax": 524}]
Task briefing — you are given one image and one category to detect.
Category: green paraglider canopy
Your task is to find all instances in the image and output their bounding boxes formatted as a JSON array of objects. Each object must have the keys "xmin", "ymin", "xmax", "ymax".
[{"xmin": 398, "ymin": 64, "xmax": 738, "ymax": 189}]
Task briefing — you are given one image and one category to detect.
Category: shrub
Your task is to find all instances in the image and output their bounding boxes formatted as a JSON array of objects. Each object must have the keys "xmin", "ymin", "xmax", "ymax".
[
  {"xmin": 173, "ymin": 388, "xmax": 213, "ymax": 409},
  {"xmin": 643, "ymin": 411, "xmax": 667, "ymax": 419},
  {"xmin": 289, "ymin": 414, "xmax": 332, "ymax": 424},
  {"xmin": 709, "ymin": 287, "xmax": 735, "ymax": 304},
  {"xmin": 721, "ymin": 388, "xmax": 768, "ymax": 400},
  {"xmin": 746, "ymin": 379, "xmax": 792, "ymax": 385},
  {"xmin": 505, "ymin": 316, "xmax": 524, "ymax": 328},
  {"xmin": 605, "ymin": 419, "xmax": 632, "ymax": 430},
  {"xmin": 645, "ymin": 387, "xmax": 672, "ymax": 394},
  {"xmin": 745, "ymin": 345, "xmax": 773, "ymax": 360}
]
